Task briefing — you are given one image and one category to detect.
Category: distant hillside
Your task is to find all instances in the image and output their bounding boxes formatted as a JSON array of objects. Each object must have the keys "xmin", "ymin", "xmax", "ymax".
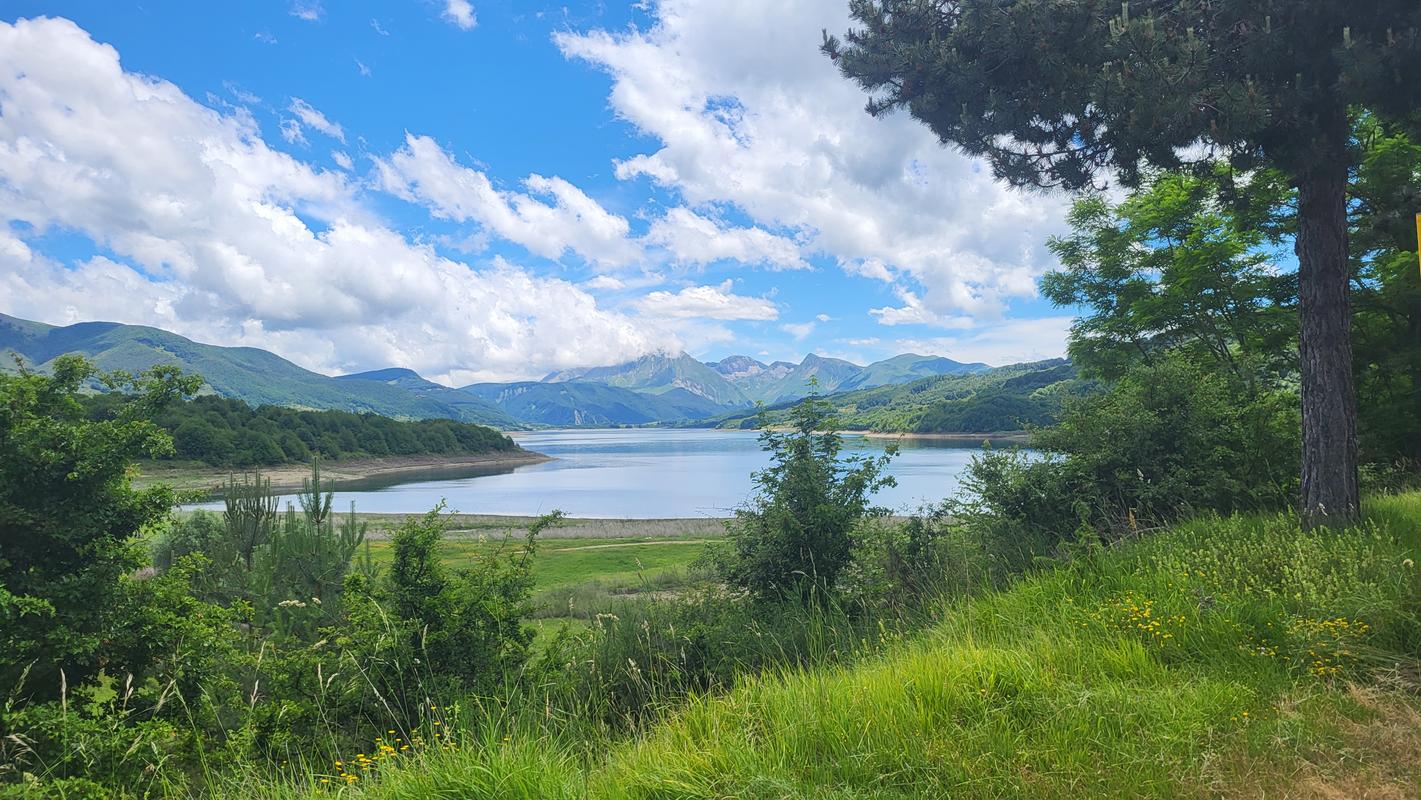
[
  {"xmin": 706, "ymin": 359, "xmax": 1091, "ymax": 433},
  {"xmin": 462, "ymin": 381, "xmax": 725, "ymax": 427},
  {"xmin": 836, "ymin": 353, "xmax": 989, "ymax": 391},
  {"xmin": 4, "ymin": 312, "xmax": 1054, "ymax": 432},
  {"xmin": 705, "ymin": 352, "xmax": 991, "ymax": 404},
  {"xmin": 84, "ymin": 393, "xmax": 519, "ymax": 469},
  {"xmin": 335, "ymin": 368, "xmax": 521, "ymax": 428},
  {"xmin": 544, "ymin": 352, "xmax": 751, "ymax": 406},
  {"xmin": 0, "ymin": 313, "xmax": 521, "ymax": 428}
]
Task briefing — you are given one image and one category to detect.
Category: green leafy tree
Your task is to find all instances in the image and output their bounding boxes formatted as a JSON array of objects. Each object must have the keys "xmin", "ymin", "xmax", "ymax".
[
  {"xmin": 826, "ymin": 0, "xmax": 1421, "ymax": 524},
  {"xmin": 1042, "ymin": 167, "xmax": 1297, "ymax": 384},
  {"xmin": 0, "ymin": 356, "xmax": 199, "ymax": 699},
  {"xmin": 1351, "ymin": 118, "xmax": 1421, "ymax": 468},
  {"xmin": 717, "ymin": 393, "xmax": 897, "ymax": 602}
]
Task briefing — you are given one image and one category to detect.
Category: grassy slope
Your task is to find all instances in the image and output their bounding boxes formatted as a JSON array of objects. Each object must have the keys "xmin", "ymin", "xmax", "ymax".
[{"xmin": 251, "ymin": 493, "xmax": 1421, "ymax": 799}]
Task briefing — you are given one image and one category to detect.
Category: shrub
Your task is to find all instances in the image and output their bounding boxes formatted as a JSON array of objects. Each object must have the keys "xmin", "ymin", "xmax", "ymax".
[
  {"xmin": 713, "ymin": 394, "xmax": 896, "ymax": 602},
  {"xmin": 954, "ymin": 356, "xmax": 1300, "ymax": 569},
  {"xmin": 836, "ymin": 507, "xmax": 986, "ymax": 610},
  {"xmin": 0, "ymin": 356, "xmax": 199, "ymax": 701},
  {"xmin": 382, "ymin": 508, "xmax": 551, "ymax": 694},
  {"xmin": 151, "ymin": 510, "xmax": 226, "ymax": 571}
]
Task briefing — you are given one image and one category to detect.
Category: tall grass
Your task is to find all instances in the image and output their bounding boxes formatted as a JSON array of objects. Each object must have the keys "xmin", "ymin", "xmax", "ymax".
[{"xmin": 225, "ymin": 493, "xmax": 1421, "ymax": 799}]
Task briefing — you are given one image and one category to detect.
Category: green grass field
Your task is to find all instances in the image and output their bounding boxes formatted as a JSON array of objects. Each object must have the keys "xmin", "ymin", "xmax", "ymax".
[
  {"xmin": 365, "ymin": 533, "xmax": 718, "ymax": 637},
  {"xmin": 237, "ymin": 492, "xmax": 1421, "ymax": 799}
]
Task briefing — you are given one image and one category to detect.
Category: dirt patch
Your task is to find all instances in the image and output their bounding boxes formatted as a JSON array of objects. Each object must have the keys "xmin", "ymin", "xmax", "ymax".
[
  {"xmin": 352, "ymin": 514, "xmax": 728, "ymax": 540},
  {"xmin": 546, "ymin": 539, "xmax": 712, "ymax": 552},
  {"xmin": 137, "ymin": 451, "xmax": 552, "ymax": 493}
]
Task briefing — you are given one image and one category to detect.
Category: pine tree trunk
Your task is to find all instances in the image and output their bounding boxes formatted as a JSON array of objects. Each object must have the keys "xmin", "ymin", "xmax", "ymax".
[{"xmin": 1295, "ymin": 154, "xmax": 1360, "ymax": 527}]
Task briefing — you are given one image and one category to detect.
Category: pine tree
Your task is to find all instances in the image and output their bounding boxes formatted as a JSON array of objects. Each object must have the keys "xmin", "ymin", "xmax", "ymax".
[{"xmin": 825, "ymin": 0, "xmax": 1421, "ymax": 525}]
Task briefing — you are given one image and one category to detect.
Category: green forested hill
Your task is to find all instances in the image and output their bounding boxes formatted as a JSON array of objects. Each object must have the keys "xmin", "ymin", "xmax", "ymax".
[
  {"xmin": 0, "ymin": 314, "xmax": 520, "ymax": 428},
  {"xmin": 462, "ymin": 380, "xmax": 726, "ymax": 426},
  {"xmin": 709, "ymin": 359, "xmax": 1091, "ymax": 433},
  {"xmin": 836, "ymin": 352, "xmax": 990, "ymax": 391},
  {"xmin": 83, "ymin": 393, "xmax": 519, "ymax": 468}
]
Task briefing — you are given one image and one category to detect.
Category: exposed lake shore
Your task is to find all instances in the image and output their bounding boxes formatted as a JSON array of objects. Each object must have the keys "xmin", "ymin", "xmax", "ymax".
[
  {"xmin": 841, "ymin": 429, "xmax": 1030, "ymax": 444},
  {"xmin": 136, "ymin": 450, "xmax": 553, "ymax": 494},
  {"xmin": 351, "ymin": 512, "xmax": 730, "ymax": 540}
]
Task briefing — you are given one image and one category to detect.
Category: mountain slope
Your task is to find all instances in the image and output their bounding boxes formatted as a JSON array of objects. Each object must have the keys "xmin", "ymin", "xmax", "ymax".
[
  {"xmin": 544, "ymin": 352, "xmax": 751, "ymax": 406},
  {"xmin": 462, "ymin": 381, "xmax": 724, "ymax": 426},
  {"xmin": 706, "ymin": 359, "xmax": 1088, "ymax": 433},
  {"xmin": 837, "ymin": 353, "xmax": 989, "ymax": 391},
  {"xmin": 747, "ymin": 353, "xmax": 864, "ymax": 403},
  {"xmin": 0, "ymin": 313, "xmax": 520, "ymax": 428},
  {"xmin": 334, "ymin": 368, "xmax": 518, "ymax": 428},
  {"xmin": 707, "ymin": 352, "xmax": 991, "ymax": 404},
  {"xmin": 708, "ymin": 355, "xmax": 797, "ymax": 401}
]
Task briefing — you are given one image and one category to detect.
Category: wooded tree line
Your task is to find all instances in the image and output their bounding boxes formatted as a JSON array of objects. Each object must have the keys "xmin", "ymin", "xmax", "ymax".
[
  {"xmin": 1041, "ymin": 117, "xmax": 1421, "ymax": 473},
  {"xmin": 827, "ymin": 0, "xmax": 1421, "ymax": 524},
  {"xmin": 82, "ymin": 393, "xmax": 517, "ymax": 468}
]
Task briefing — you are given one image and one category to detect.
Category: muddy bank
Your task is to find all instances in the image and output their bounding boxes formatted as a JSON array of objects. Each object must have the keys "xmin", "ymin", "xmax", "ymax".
[{"xmin": 136, "ymin": 451, "xmax": 553, "ymax": 494}]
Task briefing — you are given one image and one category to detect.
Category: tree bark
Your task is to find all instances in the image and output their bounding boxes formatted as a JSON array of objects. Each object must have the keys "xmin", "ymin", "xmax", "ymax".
[{"xmin": 1295, "ymin": 153, "xmax": 1360, "ymax": 527}]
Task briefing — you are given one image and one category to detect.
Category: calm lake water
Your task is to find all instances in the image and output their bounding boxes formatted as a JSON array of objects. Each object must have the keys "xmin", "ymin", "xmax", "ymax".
[{"xmin": 198, "ymin": 429, "xmax": 1020, "ymax": 519}]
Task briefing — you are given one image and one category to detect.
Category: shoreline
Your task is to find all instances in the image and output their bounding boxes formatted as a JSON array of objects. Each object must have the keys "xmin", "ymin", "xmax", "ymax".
[
  {"xmin": 842, "ymin": 429, "xmax": 1031, "ymax": 443},
  {"xmin": 753, "ymin": 426, "xmax": 1031, "ymax": 444},
  {"xmin": 508, "ymin": 426, "xmax": 1031, "ymax": 444},
  {"xmin": 352, "ymin": 513, "xmax": 729, "ymax": 540},
  {"xmin": 169, "ymin": 508, "xmax": 730, "ymax": 540},
  {"xmin": 136, "ymin": 450, "xmax": 553, "ymax": 494}
]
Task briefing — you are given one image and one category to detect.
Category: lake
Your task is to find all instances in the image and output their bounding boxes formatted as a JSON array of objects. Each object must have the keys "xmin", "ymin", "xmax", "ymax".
[{"xmin": 199, "ymin": 429, "xmax": 1019, "ymax": 519}]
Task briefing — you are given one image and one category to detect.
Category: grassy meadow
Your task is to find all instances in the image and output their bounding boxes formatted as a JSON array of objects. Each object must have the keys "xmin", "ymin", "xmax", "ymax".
[
  {"xmin": 364, "ymin": 528, "xmax": 722, "ymax": 638},
  {"xmin": 211, "ymin": 492, "xmax": 1421, "ymax": 799}
]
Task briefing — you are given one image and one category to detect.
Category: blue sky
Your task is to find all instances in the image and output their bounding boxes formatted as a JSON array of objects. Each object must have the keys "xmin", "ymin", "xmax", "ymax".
[{"xmin": 0, "ymin": 1, "xmax": 1074, "ymax": 384}]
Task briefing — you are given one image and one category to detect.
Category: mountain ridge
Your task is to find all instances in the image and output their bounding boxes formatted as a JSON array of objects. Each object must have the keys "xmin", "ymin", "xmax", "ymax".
[
  {"xmin": 0, "ymin": 313, "xmax": 520, "ymax": 428},
  {"xmin": 2, "ymin": 312, "xmax": 1030, "ymax": 431}
]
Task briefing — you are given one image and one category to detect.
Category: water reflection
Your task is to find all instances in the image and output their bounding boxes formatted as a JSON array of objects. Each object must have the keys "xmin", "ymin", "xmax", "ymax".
[{"xmin": 190, "ymin": 428, "xmax": 1026, "ymax": 519}]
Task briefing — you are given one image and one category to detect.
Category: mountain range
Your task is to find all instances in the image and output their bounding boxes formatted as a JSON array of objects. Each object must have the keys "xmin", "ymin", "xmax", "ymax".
[
  {"xmin": 0, "ymin": 313, "xmax": 521, "ymax": 428},
  {"xmin": 1, "ymin": 312, "xmax": 1038, "ymax": 431}
]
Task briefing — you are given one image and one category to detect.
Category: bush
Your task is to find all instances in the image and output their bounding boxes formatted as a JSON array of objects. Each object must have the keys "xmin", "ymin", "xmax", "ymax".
[
  {"xmin": 151, "ymin": 510, "xmax": 225, "ymax": 571},
  {"xmin": 381, "ymin": 508, "xmax": 551, "ymax": 694},
  {"xmin": 955, "ymin": 356, "xmax": 1300, "ymax": 569},
  {"xmin": 835, "ymin": 506, "xmax": 989, "ymax": 610},
  {"xmin": 713, "ymin": 394, "xmax": 896, "ymax": 602},
  {"xmin": 530, "ymin": 585, "xmax": 914, "ymax": 734},
  {"xmin": 0, "ymin": 356, "xmax": 199, "ymax": 702}
]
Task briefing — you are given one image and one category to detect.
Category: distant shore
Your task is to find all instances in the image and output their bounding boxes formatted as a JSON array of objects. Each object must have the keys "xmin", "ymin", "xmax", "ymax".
[
  {"xmin": 136, "ymin": 450, "xmax": 552, "ymax": 494},
  {"xmin": 842, "ymin": 429, "xmax": 1032, "ymax": 444},
  {"xmin": 351, "ymin": 513, "xmax": 729, "ymax": 540},
  {"xmin": 750, "ymin": 427, "xmax": 1032, "ymax": 444}
]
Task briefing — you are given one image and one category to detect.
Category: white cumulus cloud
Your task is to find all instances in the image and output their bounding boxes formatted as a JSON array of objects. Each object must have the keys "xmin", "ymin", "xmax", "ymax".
[
  {"xmin": 0, "ymin": 16, "xmax": 669, "ymax": 383},
  {"xmin": 644, "ymin": 207, "xmax": 807, "ymax": 270},
  {"xmin": 375, "ymin": 133, "xmax": 641, "ymax": 269},
  {"xmin": 443, "ymin": 0, "xmax": 477, "ymax": 30},
  {"xmin": 635, "ymin": 280, "xmax": 777, "ymax": 320},
  {"xmin": 556, "ymin": 0, "xmax": 1068, "ymax": 322}
]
